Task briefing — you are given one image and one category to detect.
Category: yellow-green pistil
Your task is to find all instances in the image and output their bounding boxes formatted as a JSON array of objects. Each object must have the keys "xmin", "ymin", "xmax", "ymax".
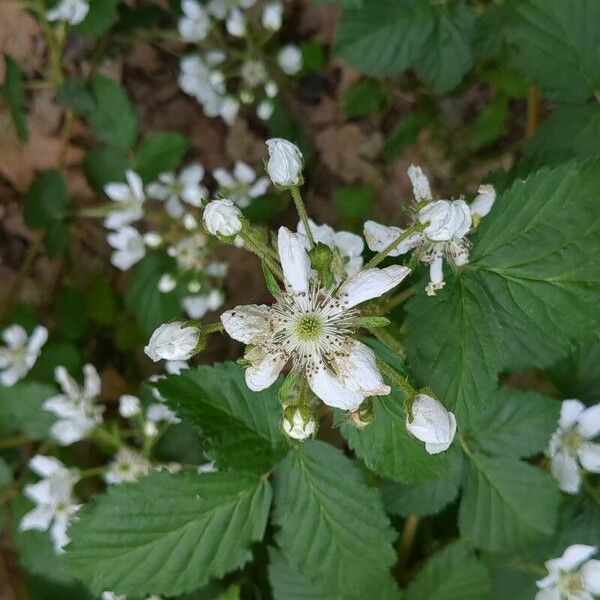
[{"xmin": 295, "ymin": 315, "xmax": 323, "ymax": 342}]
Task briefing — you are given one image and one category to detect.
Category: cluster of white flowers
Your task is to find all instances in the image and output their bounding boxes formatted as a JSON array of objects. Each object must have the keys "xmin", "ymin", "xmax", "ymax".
[
  {"xmin": 0, "ymin": 324, "xmax": 47, "ymax": 386},
  {"xmin": 547, "ymin": 399, "xmax": 600, "ymax": 494},
  {"xmin": 364, "ymin": 165, "xmax": 496, "ymax": 296},
  {"xmin": 46, "ymin": 0, "xmax": 89, "ymax": 25},
  {"xmin": 536, "ymin": 544, "xmax": 600, "ymax": 600},
  {"xmin": 177, "ymin": 1, "xmax": 302, "ymax": 123}
]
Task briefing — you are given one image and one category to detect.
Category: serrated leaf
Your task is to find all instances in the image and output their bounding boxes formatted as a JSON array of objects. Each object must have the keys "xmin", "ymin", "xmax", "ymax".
[
  {"xmin": 468, "ymin": 387, "xmax": 559, "ymax": 459},
  {"xmin": 506, "ymin": 0, "xmax": 600, "ymax": 102},
  {"xmin": 272, "ymin": 441, "xmax": 397, "ymax": 598},
  {"xmin": 382, "ymin": 447, "xmax": 463, "ymax": 517},
  {"xmin": 135, "ymin": 131, "xmax": 190, "ymax": 182},
  {"xmin": 1, "ymin": 55, "xmax": 28, "ymax": 140},
  {"xmin": 406, "ymin": 542, "xmax": 490, "ymax": 600},
  {"xmin": 157, "ymin": 362, "xmax": 287, "ymax": 473},
  {"xmin": 459, "ymin": 453, "xmax": 560, "ymax": 552},
  {"xmin": 66, "ymin": 470, "xmax": 272, "ymax": 596},
  {"xmin": 415, "ymin": 3, "xmax": 475, "ymax": 94},
  {"xmin": 0, "ymin": 382, "xmax": 55, "ymax": 439}
]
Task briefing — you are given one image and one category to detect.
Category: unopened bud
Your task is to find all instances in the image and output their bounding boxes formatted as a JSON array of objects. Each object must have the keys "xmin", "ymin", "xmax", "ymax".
[{"xmin": 282, "ymin": 405, "xmax": 316, "ymax": 441}]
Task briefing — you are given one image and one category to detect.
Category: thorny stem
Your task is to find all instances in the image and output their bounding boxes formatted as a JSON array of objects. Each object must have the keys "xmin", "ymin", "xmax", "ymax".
[
  {"xmin": 376, "ymin": 360, "xmax": 415, "ymax": 399},
  {"xmin": 240, "ymin": 231, "xmax": 284, "ymax": 281},
  {"xmin": 384, "ymin": 286, "xmax": 415, "ymax": 312},
  {"xmin": 368, "ymin": 327, "xmax": 406, "ymax": 358},
  {"xmin": 290, "ymin": 186, "xmax": 315, "ymax": 247},
  {"xmin": 364, "ymin": 224, "xmax": 424, "ymax": 269},
  {"xmin": 203, "ymin": 322, "xmax": 224, "ymax": 334}
]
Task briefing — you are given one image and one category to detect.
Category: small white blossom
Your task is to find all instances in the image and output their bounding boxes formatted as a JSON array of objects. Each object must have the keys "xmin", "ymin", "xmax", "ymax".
[
  {"xmin": 43, "ymin": 365, "xmax": 104, "ymax": 446},
  {"xmin": 102, "ymin": 593, "xmax": 127, "ymax": 600},
  {"xmin": 46, "ymin": 0, "xmax": 89, "ymax": 25},
  {"xmin": 262, "ymin": 1, "xmax": 283, "ymax": 30},
  {"xmin": 203, "ymin": 199, "xmax": 244, "ymax": 236},
  {"xmin": 167, "ymin": 233, "xmax": 209, "ymax": 271},
  {"xmin": 536, "ymin": 544, "xmax": 600, "ymax": 600},
  {"xmin": 547, "ymin": 399, "xmax": 600, "ymax": 494},
  {"xmin": 405, "ymin": 394, "xmax": 457, "ymax": 454},
  {"xmin": 278, "ymin": 44, "xmax": 303, "ymax": 75},
  {"xmin": 147, "ymin": 164, "xmax": 208, "ymax": 219},
  {"xmin": 206, "ymin": 261, "xmax": 228, "ymax": 278},
  {"xmin": 283, "ymin": 408, "xmax": 316, "ymax": 441},
  {"xmin": 257, "ymin": 99, "xmax": 275, "ymax": 121},
  {"xmin": 198, "ymin": 461, "xmax": 217, "ymax": 473},
  {"xmin": 104, "ymin": 448, "xmax": 151, "ymax": 485},
  {"xmin": 265, "ymin": 80, "xmax": 278, "ymax": 98},
  {"xmin": 0, "ymin": 325, "xmax": 47, "ymax": 386},
  {"xmin": 145, "ymin": 322, "xmax": 201, "ymax": 362},
  {"xmin": 107, "ymin": 226, "xmax": 146, "ymax": 271},
  {"xmin": 104, "ymin": 170, "xmax": 145, "ymax": 230},
  {"xmin": 265, "ymin": 138, "xmax": 303, "ymax": 187},
  {"xmin": 146, "ymin": 401, "xmax": 180, "ymax": 426},
  {"xmin": 221, "ymin": 227, "xmax": 410, "ymax": 410},
  {"xmin": 470, "ymin": 184, "xmax": 497, "ymax": 219},
  {"xmin": 219, "ymin": 95, "xmax": 240, "ymax": 124},
  {"xmin": 158, "ymin": 273, "xmax": 177, "ymax": 293},
  {"xmin": 178, "ymin": 0, "xmax": 211, "ymax": 42},
  {"xmin": 241, "ymin": 60, "xmax": 268, "ymax": 88},
  {"xmin": 20, "ymin": 456, "xmax": 80, "ymax": 553},
  {"xmin": 143, "ymin": 232, "xmax": 163, "ymax": 248},
  {"xmin": 213, "ymin": 161, "xmax": 270, "ymax": 208},
  {"xmin": 118, "ymin": 394, "xmax": 142, "ymax": 418},
  {"xmin": 183, "ymin": 289, "xmax": 224, "ymax": 319}
]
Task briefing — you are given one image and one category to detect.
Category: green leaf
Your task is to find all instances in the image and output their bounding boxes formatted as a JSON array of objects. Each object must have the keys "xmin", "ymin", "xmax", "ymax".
[
  {"xmin": 384, "ymin": 110, "xmax": 431, "ymax": 162},
  {"xmin": 406, "ymin": 542, "xmax": 491, "ymax": 600},
  {"xmin": 459, "ymin": 453, "xmax": 560, "ymax": 552},
  {"xmin": 0, "ymin": 458, "xmax": 12, "ymax": 486},
  {"xmin": 124, "ymin": 254, "xmax": 183, "ymax": 336},
  {"xmin": 157, "ymin": 362, "xmax": 287, "ymax": 473},
  {"xmin": 24, "ymin": 170, "xmax": 68, "ymax": 230},
  {"xmin": 467, "ymin": 387, "xmax": 560, "ymax": 459},
  {"xmin": 135, "ymin": 131, "xmax": 190, "ymax": 182},
  {"xmin": 56, "ymin": 287, "xmax": 89, "ymax": 341},
  {"xmin": 0, "ymin": 382, "xmax": 55, "ymax": 439},
  {"xmin": 505, "ymin": 0, "xmax": 600, "ymax": 102},
  {"xmin": 66, "ymin": 470, "xmax": 272, "ymax": 596},
  {"xmin": 1, "ymin": 55, "xmax": 28, "ymax": 140},
  {"xmin": 272, "ymin": 441, "xmax": 397, "ymax": 598},
  {"xmin": 83, "ymin": 147, "xmax": 129, "ymax": 193},
  {"xmin": 415, "ymin": 3, "xmax": 476, "ymax": 94},
  {"xmin": 74, "ymin": 0, "xmax": 120, "ymax": 36},
  {"xmin": 85, "ymin": 274, "xmax": 118, "ymax": 326},
  {"xmin": 333, "ymin": 186, "xmax": 374, "ymax": 223},
  {"xmin": 29, "ymin": 341, "xmax": 82, "ymax": 385},
  {"xmin": 468, "ymin": 94, "xmax": 509, "ymax": 151},
  {"xmin": 89, "ymin": 74, "xmax": 138, "ymax": 150},
  {"xmin": 23, "ymin": 574, "xmax": 94, "ymax": 600},
  {"xmin": 382, "ymin": 448, "xmax": 463, "ymax": 517},
  {"xmin": 334, "ymin": 0, "xmax": 434, "ymax": 77},
  {"xmin": 341, "ymin": 79, "xmax": 390, "ymax": 118}
]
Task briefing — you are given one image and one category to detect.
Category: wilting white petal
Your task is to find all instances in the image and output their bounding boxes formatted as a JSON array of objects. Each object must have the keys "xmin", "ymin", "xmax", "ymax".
[
  {"xmin": 308, "ymin": 367, "xmax": 364, "ymax": 411},
  {"xmin": 332, "ymin": 342, "xmax": 390, "ymax": 398},
  {"xmin": 337, "ymin": 265, "xmax": 411, "ymax": 308},
  {"xmin": 407, "ymin": 165, "xmax": 432, "ymax": 202},
  {"xmin": 277, "ymin": 227, "xmax": 311, "ymax": 294},
  {"xmin": 551, "ymin": 450, "xmax": 581, "ymax": 494},
  {"xmin": 470, "ymin": 184, "xmax": 496, "ymax": 218},
  {"xmin": 245, "ymin": 353, "xmax": 286, "ymax": 391},
  {"xmin": 221, "ymin": 304, "xmax": 271, "ymax": 344}
]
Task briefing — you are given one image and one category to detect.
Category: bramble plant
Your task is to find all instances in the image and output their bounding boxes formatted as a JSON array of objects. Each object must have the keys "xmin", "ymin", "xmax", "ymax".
[{"xmin": 1, "ymin": 1, "xmax": 600, "ymax": 599}]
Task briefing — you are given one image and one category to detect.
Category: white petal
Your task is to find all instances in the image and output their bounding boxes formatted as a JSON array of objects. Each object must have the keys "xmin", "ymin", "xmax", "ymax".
[
  {"xmin": 83, "ymin": 364, "xmax": 101, "ymax": 399},
  {"xmin": 125, "ymin": 170, "xmax": 144, "ymax": 200},
  {"xmin": 146, "ymin": 182, "xmax": 169, "ymax": 201},
  {"xmin": 336, "ymin": 265, "xmax": 411, "ymax": 308},
  {"xmin": 578, "ymin": 442, "xmax": 600, "ymax": 473},
  {"xmin": 226, "ymin": 8, "xmax": 246, "ymax": 37},
  {"xmin": 577, "ymin": 404, "xmax": 600, "ymax": 439},
  {"xmin": 308, "ymin": 366, "xmax": 364, "ymax": 411},
  {"xmin": 551, "ymin": 450, "xmax": 581, "ymax": 494},
  {"xmin": 534, "ymin": 589, "xmax": 560, "ymax": 600},
  {"xmin": 50, "ymin": 515, "xmax": 71, "ymax": 553},
  {"xmin": 233, "ymin": 161, "xmax": 256, "ymax": 184},
  {"xmin": 332, "ymin": 341, "xmax": 390, "ymax": 398},
  {"xmin": 54, "ymin": 366, "xmax": 80, "ymax": 398},
  {"xmin": 426, "ymin": 413, "xmax": 457, "ymax": 454},
  {"xmin": 20, "ymin": 506, "xmax": 53, "ymax": 532},
  {"xmin": 104, "ymin": 183, "xmax": 130, "ymax": 202},
  {"xmin": 29, "ymin": 455, "xmax": 63, "ymax": 478},
  {"xmin": 0, "ymin": 366, "xmax": 25, "ymax": 386},
  {"xmin": 429, "ymin": 256, "xmax": 444, "ymax": 284},
  {"xmin": 407, "ymin": 165, "xmax": 432, "ymax": 201},
  {"xmin": 363, "ymin": 220, "xmax": 421, "ymax": 256},
  {"xmin": 180, "ymin": 163, "xmax": 204, "ymax": 185},
  {"xmin": 550, "ymin": 545, "xmax": 598, "ymax": 573},
  {"xmin": 28, "ymin": 326, "xmax": 48, "ymax": 356},
  {"xmin": 560, "ymin": 399, "xmax": 586, "ymax": 429},
  {"xmin": 582, "ymin": 559, "xmax": 600, "ymax": 594},
  {"xmin": 23, "ymin": 480, "xmax": 52, "ymax": 504},
  {"xmin": 221, "ymin": 304, "xmax": 271, "ymax": 344},
  {"xmin": 50, "ymin": 419, "xmax": 90, "ymax": 446},
  {"xmin": 245, "ymin": 354, "xmax": 286, "ymax": 391},
  {"xmin": 249, "ymin": 177, "xmax": 270, "ymax": 198},
  {"xmin": 277, "ymin": 227, "xmax": 311, "ymax": 294},
  {"xmin": 42, "ymin": 395, "xmax": 80, "ymax": 419},
  {"xmin": 213, "ymin": 168, "xmax": 236, "ymax": 189},
  {"xmin": 333, "ymin": 231, "xmax": 364, "ymax": 258},
  {"xmin": 2, "ymin": 324, "xmax": 28, "ymax": 348}
]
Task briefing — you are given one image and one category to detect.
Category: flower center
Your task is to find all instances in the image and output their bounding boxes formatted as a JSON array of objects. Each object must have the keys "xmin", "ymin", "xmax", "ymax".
[
  {"xmin": 295, "ymin": 314, "xmax": 323, "ymax": 342},
  {"xmin": 563, "ymin": 429, "xmax": 583, "ymax": 453},
  {"xmin": 559, "ymin": 572, "xmax": 584, "ymax": 595}
]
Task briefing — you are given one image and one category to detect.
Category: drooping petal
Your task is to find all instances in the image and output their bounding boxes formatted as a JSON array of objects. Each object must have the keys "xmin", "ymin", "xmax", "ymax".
[
  {"xmin": 54, "ymin": 366, "xmax": 80, "ymax": 399},
  {"xmin": 19, "ymin": 505, "xmax": 53, "ymax": 532},
  {"xmin": 220, "ymin": 304, "xmax": 271, "ymax": 344},
  {"xmin": 577, "ymin": 404, "xmax": 600, "ymax": 439},
  {"xmin": 307, "ymin": 366, "xmax": 364, "ymax": 411},
  {"xmin": 277, "ymin": 227, "xmax": 311, "ymax": 294},
  {"xmin": 125, "ymin": 170, "xmax": 144, "ymax": 201},
  {"xmin": 29, "ymin": 455, "xmax": 63, "ymax": 478},
  {"xmin": 50, "ymin": 515, "xmax": 71, "ymax": 553},
  {"xmin": 83, "ymin": 364, "xmax": 101, "ymax": 399},
  {"xmin": 582, "ymin": 559, "xmax": 600, "ymax": 594},
  {"xmin": 337, "ymin": 265, "xmax": 411, "ymax": 308},
  {"xmin": 578, "ymin": 442, "xmax": 600, "ymax": 473},
  {"xmin": 363, "ymin": 220, "xmax": 421, "ymax": 256},
  {"xmin": 560, "ymin": 399, "xmax": 586, "ymax": 429},
  {"xmin": 23, "ymin": 479, "xmax": 53, "ymax": 504},
  {"xmin": 551, "ymin": 450, "xmax": 581, "ymax": 494},
  {"xmin": 407, "ymin": 164, "xmax": 432, "ymax": 201},
  {"xmin": 549, "ymin": 545, "xmax": 597, "ymax": 573},
  {"xmin": 245, "ymin": 353, "xmax": 286, "ymax": 391}
]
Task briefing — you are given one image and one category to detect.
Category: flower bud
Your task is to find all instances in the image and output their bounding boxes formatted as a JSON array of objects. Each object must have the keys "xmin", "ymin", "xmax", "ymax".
[
  {"xmin": 265, "ymin": 138, "xmax": 303, "ymax": 187},
  {"xmin": 203, "ymin": 199, "xmax": 243, "ymax": 237},
  {"xmin": 262, "ymin": 1, "xmax": 283, "ymax": 31},
  {"xmin": 406, "ymin": 393, "xmax": 457, "ymax": 454},
  {"xmin": 277, "ymin": 45, "xmax": 303, "ymax": 75},
  {"xmin": 144, "ymin": 322, "xmax": 202, "ymax": 362},
  {"xmin": 118, "ymin": 394, "xmax": 141, "ymax": 418},
  {"xmin": 282, "ymin": 405, "xmax": 316, "ymax": 441},
  {"xmin": 470, "ymin": 184, "xmax": 496, "ymax": 219},
  {"xmin": 309, "ymin": 242, "xmax": 334, "ymax": 286},
  {"xmin": 418, "ymin": 200, "xmax": 471, "ymax": 242}
]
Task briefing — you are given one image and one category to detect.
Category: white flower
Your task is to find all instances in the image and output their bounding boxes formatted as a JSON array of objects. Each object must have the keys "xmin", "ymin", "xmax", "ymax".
[
  {"xmin": 198, "ymin": 461, "xmax": 217, "ymax": 473},
  {"xmin": 418, "ymin": 200, "xmax": 471, "ymax": 242},
  {"xmin": 283, "ymin": 408, "xmax": 316, "ymax": 441},
  {"xmin": 104, "ymin": 170, "xmax": 145, "ymax": 230},
  {"xmin": 221, "ymin": 227, "xmax": 410, "ymax": 410},
  {"xmin": 213, "ymin": 161, "xmax": 270, "ymax": 208},
  {"xmin": 43, "ymin": 365, "xmax": 104, "ymax": 446},
  {"xmin": 265, "ymin": 138, "xmax": 303, "ymax": 187},
  {"xmin": 405, "ymin": 394, "xmax": 457, "ymax": 454},
  {"xmin": 278, "ymin": 44, "xmax": 303, "ymax": 75},
  {"xmin": 46, "ymin": 0, "xmax": 89, "ymax": 25},
  {"xmin": 257, "ymin": 99, "xmax": 275, "ymax": 121},
  {"xmin": 143, "ymin": 232, "xmax": 163, "ymax": 248},
  {"xmin": 102, "ymin": 593, "xmax": 127, "ymax": 600},
  {"xmin": 206, "ymin": 261, "xmax": 228, "ymax": 278},
  {"xmin": 363, "ymin": 221, "xmax": 424, "ymax": 258},
  {"xmin": 298, "ymin": 219, "xmax": 364, "ymax": 279},
  {"xmin": 536, "ymin": 544, "xmax": 600, "ymax": 600},
  {"xmin": 107, "ymin": 226, "xmax": 146, "ymax": 271},
  {"xmin": 207, "ymin": 0, "xmax": 255, "ymax": 36},
  {"xmin": 158, "ymin": 273, "xmax": 177, "ymax": 293},
  {"xmin": 0, "ymin": 325, "xmax": 47, "ymax": 386},
  {"xmin": 219, "ymin": 95, "xmax": 240, "ymax": 124},
  {"xmin": 262, "ymin": 1, "xmax": 283, "ymax": 30},
  {"xmin": 470, "ymin": 184, "xmax": 496, "ymax": 219},
  {"xmin": 147, "ymin": 164, "xmax": 208, "ymax": 219},
  {"xmin": 241, "ymin": 60, "xmax": 268, "ymax": 88},
  {"xmin": 104, "ymin": 448, "xmax": 151, "ymax": 485},
  {"xmin": 547, "ymin": 399, "xmax": 600, "ymax": 494},
  {"xmin": 146, "ymin": 402, "xmax": 180, "ymax": 426},
  {"xmin": 178, "ymin": 0, "xmax": 211, "ymax": 42},
  {"xmin": 167, "ymin": 233, "xmax": 208, "ymax": 271},
  {"xmin": 144, "ymin": 322, "xmax": 201, "ymax": 362},
  {"xmin": 265, "ymin": 80, "xmax": 278, "ymax": 98},
  {"xmin": 119, "ymin": 394, "xmax": 142, "ymax": 418},
  {"xmin": 20, "ymin": 456, "xmax": 80, "ymax": 553},
  {"xmin": 183, "ymin": 289, "xmax": 224, "ymax": 319},
  {"xmin": 203, "ymin": 199, "xmax": 244, "ymax": 236}
]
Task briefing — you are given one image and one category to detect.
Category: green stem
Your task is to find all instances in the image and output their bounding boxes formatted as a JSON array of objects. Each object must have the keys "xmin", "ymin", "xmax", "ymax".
[
  {"xmin": 0, "ymin": 434, "xmax": 31, "ymax": 450},
  {"xmin": 364, "ymin": 224, "xmax": 423, "ymax": 269},
  {"xmin": 240, "ymin": 231, "xmax": 284, "ymax": 281},
  {"xmin": 91, "ymin": 427, "xmax": 122, "ymax": 450},
  {"xmin": 368, "ymin": 327, "xmax": 406, "ymax": 358},
  {"xmin": 203, "ymin": 322, "xmax": 224, "ymax": 334},
  {"xmin": 290, "ymin": 186, "xmax": 315, "ymax": 247},
  {"xmin": 79, "ymin": 465, "xmax": 108, "ymax": 479},
  {"xmin": 376, "ymin": 360, "xmax": 415, "ymax": 399}
]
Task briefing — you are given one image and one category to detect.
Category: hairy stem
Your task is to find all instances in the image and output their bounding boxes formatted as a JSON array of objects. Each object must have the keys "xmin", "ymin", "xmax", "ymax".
[{"xmin": 290, "ymin": 186, "xmax": 315, "ymax": 247}]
